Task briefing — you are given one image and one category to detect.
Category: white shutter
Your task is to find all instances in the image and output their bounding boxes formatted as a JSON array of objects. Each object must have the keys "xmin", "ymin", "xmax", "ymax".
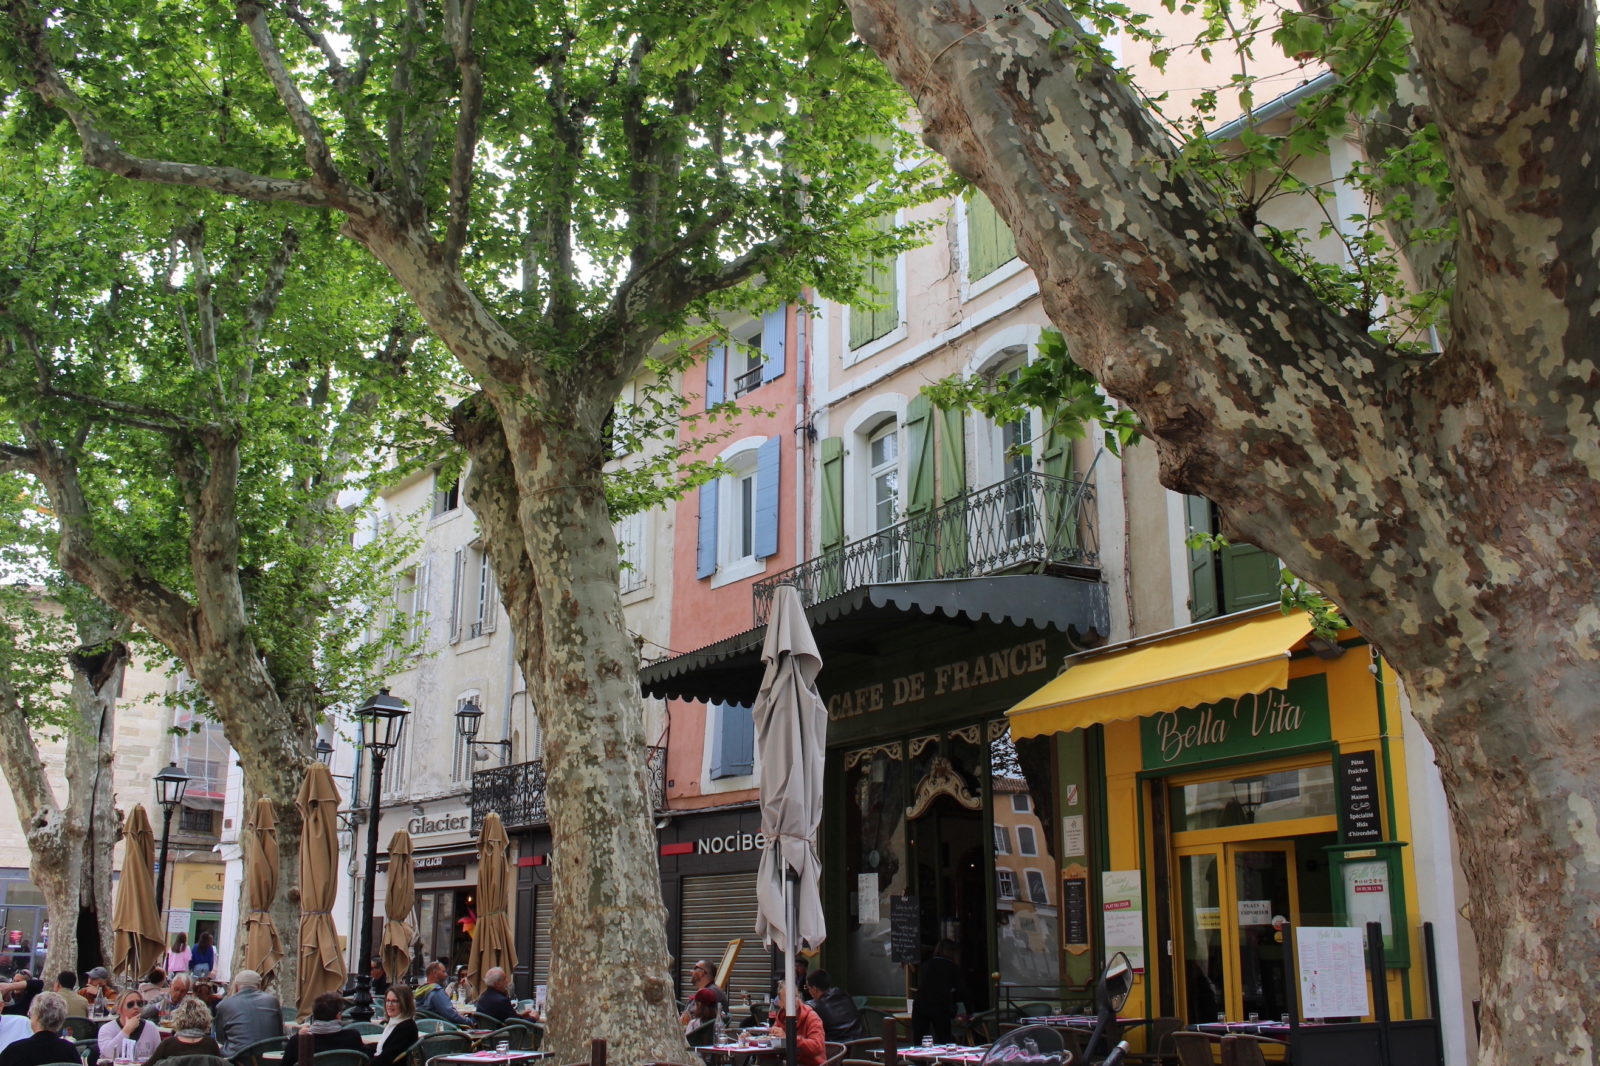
[
  {"xmin": 412, "ymin": 556, "xmax": 432, "ymax": 647},
  {"xmin": 479, "ymin": 554, "xmax": 498, "ymax": 635},
  {"xmin": 449, "ymin": 547, "xmax": 466, "ymax": 644}
]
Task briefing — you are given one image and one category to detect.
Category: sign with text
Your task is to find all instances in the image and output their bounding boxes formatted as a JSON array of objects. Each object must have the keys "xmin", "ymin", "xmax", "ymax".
[
  {"xmin": 1062, "ymin": 863, "xmax": 1090, "ymax": 955},
  {"xmin": 1100, "ymin": 870, "xmax": 1144, "ymax": 971},
  {"xmin": 890, "ymin": 896, "xmax": 921, "ymax": 965},
  {"xmin": 1140, "ymin": 675, "xmax": 1331, "ymax": 769},
  {"xmin": 827, "ymin": 639, "xmax": 1052, "ymax": 722},
  {"xmin": 1296, "ymin": 926, "xmax": 1370, "ymax": 1019},
  {"xmin": 1341, "ymin": 859, "xmax": 1392, "ymax": 936},
  {"xmin": 1338, "ymin": 751, "xmax": 1384, "ymax": 843}
]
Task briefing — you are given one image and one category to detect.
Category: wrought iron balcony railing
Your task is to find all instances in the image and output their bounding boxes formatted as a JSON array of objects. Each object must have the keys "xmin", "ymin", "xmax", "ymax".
[
  {"xmin": 752, "ymin": 469, "xmax": 1098, "ymax": 626},
  {"xmin": 471, "ymin": 745, "xmax": 667, "ymax": 832}
]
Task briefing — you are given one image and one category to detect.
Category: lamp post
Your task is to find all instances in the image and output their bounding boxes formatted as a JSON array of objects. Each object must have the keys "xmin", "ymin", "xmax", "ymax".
[
  {"xmin": 350, "ymin": 688, "xmax": 409, "ymax": 1022},
  {"xmin": 455, "ymin": 697, "xmax": 511, "ymax": 756},
  {"xmin": 153, "ymin": 762, "xmax": 190, "ymax": 916}
]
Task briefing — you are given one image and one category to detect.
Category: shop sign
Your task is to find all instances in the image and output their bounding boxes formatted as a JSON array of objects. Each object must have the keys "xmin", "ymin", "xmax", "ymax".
[
  {"xmin": 415, "ymin": 864, "xmax": 468, "ymax": 884},
  {"xmin": 695, "ymin": 831, "xmax": 769, "ymax": 855},
  {"xmin": 408, "ymin": 812, "xmax": 471, "ymax": 835},
  {"xmin": 1100, "ymin": 870, "xmax": 1144, "ymax": 971},
  {"xmin": 1338, "ymin": 751, "xmax": 1384, "ymax": 843},
  {"xmin": 1140, "ymin": 675, "xmax": 1331, "ymax": 769},
  {"xmin": 826, "ymin": 639, "xmax": 1051, "ymax": 721}
]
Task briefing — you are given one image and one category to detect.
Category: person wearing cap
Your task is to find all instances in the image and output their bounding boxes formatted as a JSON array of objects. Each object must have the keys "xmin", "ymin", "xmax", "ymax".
[
  {"xmin": 683, "ymin": 989, "xmax": 720, "ymax": 1046},
  {"xmin": 80, "ymin": 969, "xmax": 115, "ymax": 1013},
  {"xmin": 679, "ymin": 960, "xmax": 727, "ymax": 1027}
]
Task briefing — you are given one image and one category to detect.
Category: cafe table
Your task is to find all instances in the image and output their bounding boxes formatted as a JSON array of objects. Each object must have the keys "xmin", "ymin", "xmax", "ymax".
[
  {"xmin": 892, "ymin": 1044, "xmax": 989, "ymax": 1064},
  {"xmin": 433, "ymin": 1052, "xmax": 549, "ymax": 1065}
]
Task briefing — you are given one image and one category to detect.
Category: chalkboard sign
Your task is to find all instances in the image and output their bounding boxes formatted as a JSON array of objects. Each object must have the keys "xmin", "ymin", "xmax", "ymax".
[
  {"xmin": 890, "ymin": 895, "xmax": 921, "ymax": 964},
  {"xmin": 1338, "ymin": 751, "xmax": 1383, "ymax": 843},
  {"xmin": 1062, "ymin": 874, "xmax": 1090, "ymax": 952}
]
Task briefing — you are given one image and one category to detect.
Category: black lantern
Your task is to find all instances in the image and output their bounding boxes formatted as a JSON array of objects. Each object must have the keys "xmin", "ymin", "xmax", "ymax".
[
  {"xmin": 152, "ymin": 762, "xmax": 190, "ymax": 914},
  {"xmin": 347, "ymin": 688, "xmax": 409, "ymax": 1021},
  {"xmin": 454, "ymin": 697, "xmax": 509, "ymax": 753}
]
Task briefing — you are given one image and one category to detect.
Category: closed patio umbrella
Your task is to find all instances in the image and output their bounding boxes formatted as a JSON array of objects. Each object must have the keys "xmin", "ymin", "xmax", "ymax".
[
  {"xmin": 112, "ymin": 804, "xmax": 164, "ymax": 980},
  {"xmin": 466, "ymin": 812, "xmax": 516, "ymax": 997},
  {"xmin": 382, "ymin": 829, "xmax": 417, "ymax": 987},
  {"xmin": 241, "ymin": 796, "xmax": 284, "ymax": 983},
  {"xmin": 296, "ymin": 762, "xmax": 346, "ymax": 1014},
  {"xmin": 751, "ymin": 584, "xmax": 828, "ymax": 1066}
]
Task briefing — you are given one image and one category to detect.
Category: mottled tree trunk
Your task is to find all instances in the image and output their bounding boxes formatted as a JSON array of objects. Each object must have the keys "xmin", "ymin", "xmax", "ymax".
[
  {"xmin": 843, "ymin": 1, "xmax": 1600, "ymax": 1063},
  {"xmin": 66, "ymin": 627, "xmax": 123, "ymax": 971},
  {"xmin": 456, "ymin": 396, "xmax": 685, "ymax": 1065}
]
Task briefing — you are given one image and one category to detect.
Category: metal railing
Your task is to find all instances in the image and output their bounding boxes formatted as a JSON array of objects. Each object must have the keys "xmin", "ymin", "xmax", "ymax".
[
  {"xmin": 471, "ymin": 745, "xmax": 667, "ymax": 831},
  {"xmin": 753, "ymin": 469, "xmax": 1098, "ymax": 625}
]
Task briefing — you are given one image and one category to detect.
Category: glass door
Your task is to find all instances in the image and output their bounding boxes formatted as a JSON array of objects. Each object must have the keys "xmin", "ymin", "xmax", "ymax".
[{"xmin": 1174, "ymin": 841, "xmax": 1299, "ymax": 1022}]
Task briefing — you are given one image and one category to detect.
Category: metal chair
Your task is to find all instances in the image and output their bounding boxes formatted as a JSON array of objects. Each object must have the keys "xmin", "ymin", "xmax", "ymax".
[
  {"xmin": 64, "ymin": 1017, "xmax": 100, "ymax": 1041},
  {"xmin": 1048, "ymin": 1027, "xmax": 1087, "ymax": 1060},
  {"xmin": 73, "ymin": 1038, "xmax": 98, "ymax": 1066},
  {"xmin": 1219, "ymin": 1034, "xmax": 1284, "ymax": 1066},
  {"xmin": 163, "ymin": 1056, "xmax": 234, "ymax": 1066},
  {"xmin": 1016, "ymin": 1003, "xmax": 1055, "ymax": 1022},
  {"xmin": 1170, "ymin": 1031, "xmax": 1223, "ymax": 1066},
  {"xmin": 313, "ymin": 1052, "xmax": 372, "ymax": 1066},
  {"xmin": 413, "ymin": 1020, "xmax": 460, "ymax": 1035},
  {"xmin": 823, "ymin": 1042, "xmax": 847, "ymax": 1066},
  {"xmin": 229, "ymin": 1036, "xmax": 288, "ymax": 1066},
  {"xmin": 479, "ymin": 1026, "xmax": 534, "ymax": 1052},
  {"xmin": 409, "ymin": 1031, "xmax": 475, "ymax": 1066},
  {"xmin": 1120, "ymin": 1017, "xmax": 1183, "ymax": 1065},
  {"xmin": 346, "ymin": 1023, "xmax": 384, "ymax": 1036}
]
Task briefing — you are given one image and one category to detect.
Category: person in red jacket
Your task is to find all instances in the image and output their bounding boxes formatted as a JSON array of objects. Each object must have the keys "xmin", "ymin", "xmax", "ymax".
[{"xmin": 768, "ymin": 983, "xmax": 827, "ymax": 1066}]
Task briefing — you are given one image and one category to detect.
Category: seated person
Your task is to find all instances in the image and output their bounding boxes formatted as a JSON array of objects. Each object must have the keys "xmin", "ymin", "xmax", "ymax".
[
  {"xmin": 282, "ymin": 992, "xmax": 369, "ymax": 1066},
  {"xmin": 371, "ymin": 986, "xmax": 418, "ymax": 1066},
  {"xmin": 0, "ymin": 993, "xmax": 78, "ymax": 1066},
  {"xmin": 142, "ymin": 976, "xmax": 191, "ymax": 1024},
  {"xmin": 49, "ymin": 976, "xmax": 86, "ymax": 1021},
  {"xmin": 474, "ymin": 969, "xmax": 514, "ymax": 1025},
  {"xmin": 144, "ymin": 999, "xmax": 223, "ymax": 1065},
  {"xmin": 211, "ymin": 970, "xmax": 284, "ymax": 1058},
  {"xmin": 683, "ymin": 989, "xmax": 719, "ymax": 1047},
  {"xmin": 0, "ymin": 972, "xmax": 43, "ymax": 1018},
  {"xmin": 80, "ymin": 970, "xmax": 116, "ymax": 1013},
  {"xmin": 96, "ymin": 990, "xmax": 162, "ymax": 1063},
  {"xmin": 767, "ymin": 984, "xmax": 825, "ymax": 1066},
  {"xmin": 803, "ymin": 971, "xmax": 864, "ymax": 1043},
  {"xmin": 413, "ymin": 962, "xmax": 471, "ymax": 1028},
  {"xmin": 679, "ymin": 961, "xmax": 727, "ymax": 1026}
]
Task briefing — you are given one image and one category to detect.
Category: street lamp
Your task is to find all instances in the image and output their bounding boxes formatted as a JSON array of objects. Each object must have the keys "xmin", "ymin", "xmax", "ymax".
[
  {"xmin": 153, "ymin": 762, "xmax": 190, "ymax": 915},
  {"xmin": 349, "ymin": 688, "xmax": 409, "ymax": 1022},
  {"xmin": 314, "ymin": 737, "xmax": 335, "ymax": 765},
  {"xmin": 455, "ymin": 697, "xmax": 511, "ymax": 755}
]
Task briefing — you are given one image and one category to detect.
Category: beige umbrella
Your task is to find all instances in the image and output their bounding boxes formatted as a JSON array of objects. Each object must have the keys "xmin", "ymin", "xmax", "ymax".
[
  {"xmin": 241, "ymin": 797, "xmax": 285, "ymax": 983},
  {"xmin": 465, "ymin": 812, "xmax": 516, "ymax": 996},
  {"xmin": 296, "ymin": 762, "xmax": 347, "ymax": 1014},
  {"xmin": 381, "ymin": 829, "xmax": 417, "ymax": 987},
  {"xmin": 112, "ymin": 804, "xmax": 165, "ymax": 980}
]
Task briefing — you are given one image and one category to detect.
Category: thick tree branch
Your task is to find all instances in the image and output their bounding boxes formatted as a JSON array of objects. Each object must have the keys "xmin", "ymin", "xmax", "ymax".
[
  {"xmin": 235, "ymin": 2, "xmax": 345, "ymax": 191},
  {"xmin": 282, "ymin": 0, "xmax": 386, "ymax": 180},
  {"xmin": 237, "ymin": 225, "xmax": 301, "ymax": 402},
  {"xmin": 443, "ymin": 0, "xmax": 484, "ymax": 266}
]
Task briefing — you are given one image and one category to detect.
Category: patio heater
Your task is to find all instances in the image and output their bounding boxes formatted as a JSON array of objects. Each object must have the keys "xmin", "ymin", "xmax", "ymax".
[
  {"xmin": 349, "ymin": 688, "xmax": 410, "ymax": 1021},
  {"xmin": 153, "ymin": 761, "xmax": 190, "ymax": 915}
]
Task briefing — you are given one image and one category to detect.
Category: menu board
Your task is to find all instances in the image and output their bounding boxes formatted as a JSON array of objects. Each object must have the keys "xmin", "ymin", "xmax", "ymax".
[
  {"xmin": 890, "ymin": 895, "xmax": 921, "ymax": 964},
  {"xmin": 1100, "ymin": 870, "xmax": 1145, "ymax": 971},
  {"xmin": 1062, "ymin": 863, "xmax": 1090, "ymax": 954},
  {"xmin": 1338, "ymin": 751, "xmax": 1384, "ymax": 843},
  {"xmin": 1296, "ymin": 926, "xmax": 1371, "ymax": 1019}
]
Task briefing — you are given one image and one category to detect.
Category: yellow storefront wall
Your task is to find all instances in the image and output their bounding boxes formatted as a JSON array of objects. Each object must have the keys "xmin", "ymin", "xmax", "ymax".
[
  {"xmin": 169, "ymin": 862, "xmax": 225, "ymax": 907},
  {"xmin": 1102, "ymin": 644, "xmax": 1426, "ymax": 1024}
]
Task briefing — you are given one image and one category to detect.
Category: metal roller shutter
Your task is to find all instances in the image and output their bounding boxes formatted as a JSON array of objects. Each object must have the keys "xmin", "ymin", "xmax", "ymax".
[
  {"xmin": 531, "ymin": 885, "xmax": 552, "ymax": 987},
  {"xmin": 679, "ymin": 871, "xmax": 769, "ymax": 1004}
]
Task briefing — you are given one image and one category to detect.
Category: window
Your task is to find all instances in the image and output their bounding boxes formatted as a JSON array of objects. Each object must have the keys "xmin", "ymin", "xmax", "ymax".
[
  {"xmin": 470, "ymin": 552, "xmax": 493, "ymax": 638},
  {"xmin": 997, "ymin": 368, "xmax": 1036, "ymax": 542},
  {"xmin": 997, "ymin": 868, "xmax": 1017, "ymax": 900},
  {"xmin": 849, "ymin": 216, "xmax": 900, "ymax": 351},
  {"xmin": 704, "ymin": 308, "xmax": 787, "ymax": 407},
  {"xmin": 432, "ymin": 473, "xmax": 460, "ymax": 517},
  {"xmin": 1017, "ymin": 825, "xmax": 1038, "ymax": 857},
  {"xmin": 993, "ymin": 825, "xmax": 1011, "ymax": 855},
  {"xmin": 1025, "ymin": 870, "xmax": 1049, "ymax": 905},
  {"xmin": 449, "ymin": 545, "xmax": 497, "ymax": 643},
  {"xmin": 965, "ymin": 191, "xmax": 1018, "ymax": 282},
  {"xmin": 178, "ymin": 807, "xmax": 215, "ymax": 834},
  {"xmin": 868, "ymin": 422, "xmax": 901, "ymax": 580},
  {"xmin": 1184, "ymin": 496, "xmax": 1281, "ymax": 621},
  {"xmin": 394, "ymin": 564, "xmax": 429, "ymax": 650},
  {"xmin": 709, "ymin": 703, "xmax": 755, "ymax": 779},
  {"xmin": 1011, "ymin": 793, "xmax": 1031, "ymax": 813},
  {"xmin": 696, "ymin": 438, "xmax": 781, "ymax": 584},
  {"xmin": 616, "ymin": 510, "xmax": 650, "ymax": 594}
]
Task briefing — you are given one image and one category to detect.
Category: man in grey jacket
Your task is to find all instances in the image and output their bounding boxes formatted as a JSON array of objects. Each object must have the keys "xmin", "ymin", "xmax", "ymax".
[{"xmin": 213, "ymin": 971, "xmax": 284, "ymax": 1057}]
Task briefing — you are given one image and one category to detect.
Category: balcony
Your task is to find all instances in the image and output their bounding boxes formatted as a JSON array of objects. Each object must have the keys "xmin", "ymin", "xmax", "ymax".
[
  {"xmin": 752, "ymin": 470, "xmax": 1098, "ymax": 625},
  {"xmin": 471, "ymin": 745, "xmax": 666, "ymax": 832}
]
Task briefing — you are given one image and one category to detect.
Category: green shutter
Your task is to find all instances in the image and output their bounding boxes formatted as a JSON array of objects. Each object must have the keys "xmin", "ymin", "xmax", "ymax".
[
  {"xmin": 936, "ymin": 407, "xmax": 968, "ymax": 575},
  {"xmin": 1221, "ymin": 541, "xmax": 1283, "ymax": 613},
  {"xmin": 820, "ymin": 437, "xmax": 845, "ymax": 599},
  {"xmin": 967, "ymin": 191, "xmax": 1017, "ymax": 281},
  {"xmin": 1040, "ymin": 421, "xmax": 1079, "ymax": 557},
  {"xmin": 1185, "ymin": 495, "xmax": 1220, "ymax": 622},
  {"xmin": 905, "ymin": 396, "xmax": 935, "ymax": 579},
  {"xmin": 850, "ymin": 216, "xmax": 898, "ymax": 350}
]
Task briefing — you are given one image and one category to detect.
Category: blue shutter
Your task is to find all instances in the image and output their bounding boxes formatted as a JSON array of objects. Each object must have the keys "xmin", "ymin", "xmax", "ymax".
[
  {"xmin": 754, "ymin": 437, "xmax": 780, "ymax": 559},
  {"xmin": 709, "ymin": 703, "xmax": 755, "ymax": 779},
  {"xmin": 760, "ymin": 307, "xmax": 787, "ymax": 383},
  {"xmin": 706, "ymin": 343, "xmax": 727, "ymax": 406},
  {"xmin": 696, "ymin": 480, "xmax": 720, "ymax": 579}
]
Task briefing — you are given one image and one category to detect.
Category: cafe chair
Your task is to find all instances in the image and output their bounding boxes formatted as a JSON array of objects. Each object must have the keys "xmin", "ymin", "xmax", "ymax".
[
  {"xmin": 684, "ymin": 1021, "xmax": 716, "ymax": 1048},
  {"xmin": 414, "ymin": 1020, "xmax": 459, "ymax": 1035},
  {"xmin": 1170, "ymin": 1032, "xmax": 1223, "ymax": 1066},
  {"xmin": 841, "ymin": 1036, "xmax": 881, "ymax": 1058},
  {"xmin": 73, "ymin": 1038, "xmax": 98, "ymax": 1066},
  {"xmin": 410, "ymin": 1030, "xmax": 475, "ymax": 1066},
  {"xmin": 1118, "ymin": 1017, "xmax": 1183, "ymax": 1065},
  {"xmin": 1016, "ymin": 1004, "xmax": 1055, "ymax": 1022},
  {"xmin": 64, "ymin": 1017, "xmax": 100, "ymax": 1041},
  {"xmin": 314, "ymin": 1052, "xmax": 372, "ymax": 1066},
  {"xmin": 229, "ymin": 1036, "xmax": 288, "ymax": 1066},
  {"xmin": 347, "ymin": 1023, "xmax": 384, "ymax": 1036},
  {"xmin": 162, "ymin": 1055, "xmax": 233, "ymax": 1066},
  {"xmin": 482, "ymin": 1026, "xmax": 535, "ymax": 1052},
  {"xmin": 1220, "ymin": 1034, "xmax": 1285, "ymax": 1066},
  {"xmin": 468, "ymin": 1013, "xmax": 504, "ymax": 1030},
  {"xmin": 1047, "ymin": 1027, "xmax": 1086, "ymax": 1060},
  {"xmin": 823, "ymin": 1041, "xmax": 848, "ymax": 1066}
]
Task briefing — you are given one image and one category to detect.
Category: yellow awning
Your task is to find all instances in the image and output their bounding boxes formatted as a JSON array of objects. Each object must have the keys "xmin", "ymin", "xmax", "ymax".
[{"xmin": 1007, "ymin": 609, "xmax": 1315, "ymax": 738}]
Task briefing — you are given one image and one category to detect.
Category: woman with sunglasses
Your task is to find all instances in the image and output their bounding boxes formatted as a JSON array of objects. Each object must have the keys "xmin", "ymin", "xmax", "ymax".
[{"xmin": 95, "ymin": 992, "xmax": 160, "ymax": 1062}]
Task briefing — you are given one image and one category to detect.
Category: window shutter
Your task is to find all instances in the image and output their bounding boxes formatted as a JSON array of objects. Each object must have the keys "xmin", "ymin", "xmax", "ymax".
[
  {"xmin": 760, "ymin": 307, "xmax": 787, "ymax": 382},
  {"xmin": 448, "ymin": 547, "xmax": 466, "ymax": 644},
  {"xmin": 1221, "ymin": 541, "xmax": 1282, "ymax": 614},
  {"xmin": 709, "ymin": 703, "xmax": 755, "ymax": 779},
  {"xmin": 706, "ymin": 344, "xmax": 727, "ymax": 407},
  {"xmin": 938, "ymin": 407, "xmax": 966, "ymax": 502},
  {"xmin": 966, "ymin": 192, "xmax": 1017, "ymax": 281},
  {"xmin": 905, "ymin": 396, "xmax": 934, "ymax": 518},
  {"xmin": 1185, "ymin": 495, "xmax": 1220, "ymax": 622},
  {"xmin": 820, "ymin": 437, "xmax": 845, "ymax": 554},
  {"xmin": 696, "ymin": 481, "xmax": 720, "ymax": 579},
  {"xmin": 754, "ymin": 437, "xmax": 781, "ymax": 560},
  {"xmin": 412, "ymin": 557, "xmax": 431, "ymax": 647},
  {"xmin": 1041, "ymin": 421, "xmax": 1079, "ymax": 555},
  {"xmin": 479, "ymin": 555, "xmax": 498, "ymax": 634},
  {"xmin": 850, "ymin": 217, "xmax": 897, "ymax": 350}
]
